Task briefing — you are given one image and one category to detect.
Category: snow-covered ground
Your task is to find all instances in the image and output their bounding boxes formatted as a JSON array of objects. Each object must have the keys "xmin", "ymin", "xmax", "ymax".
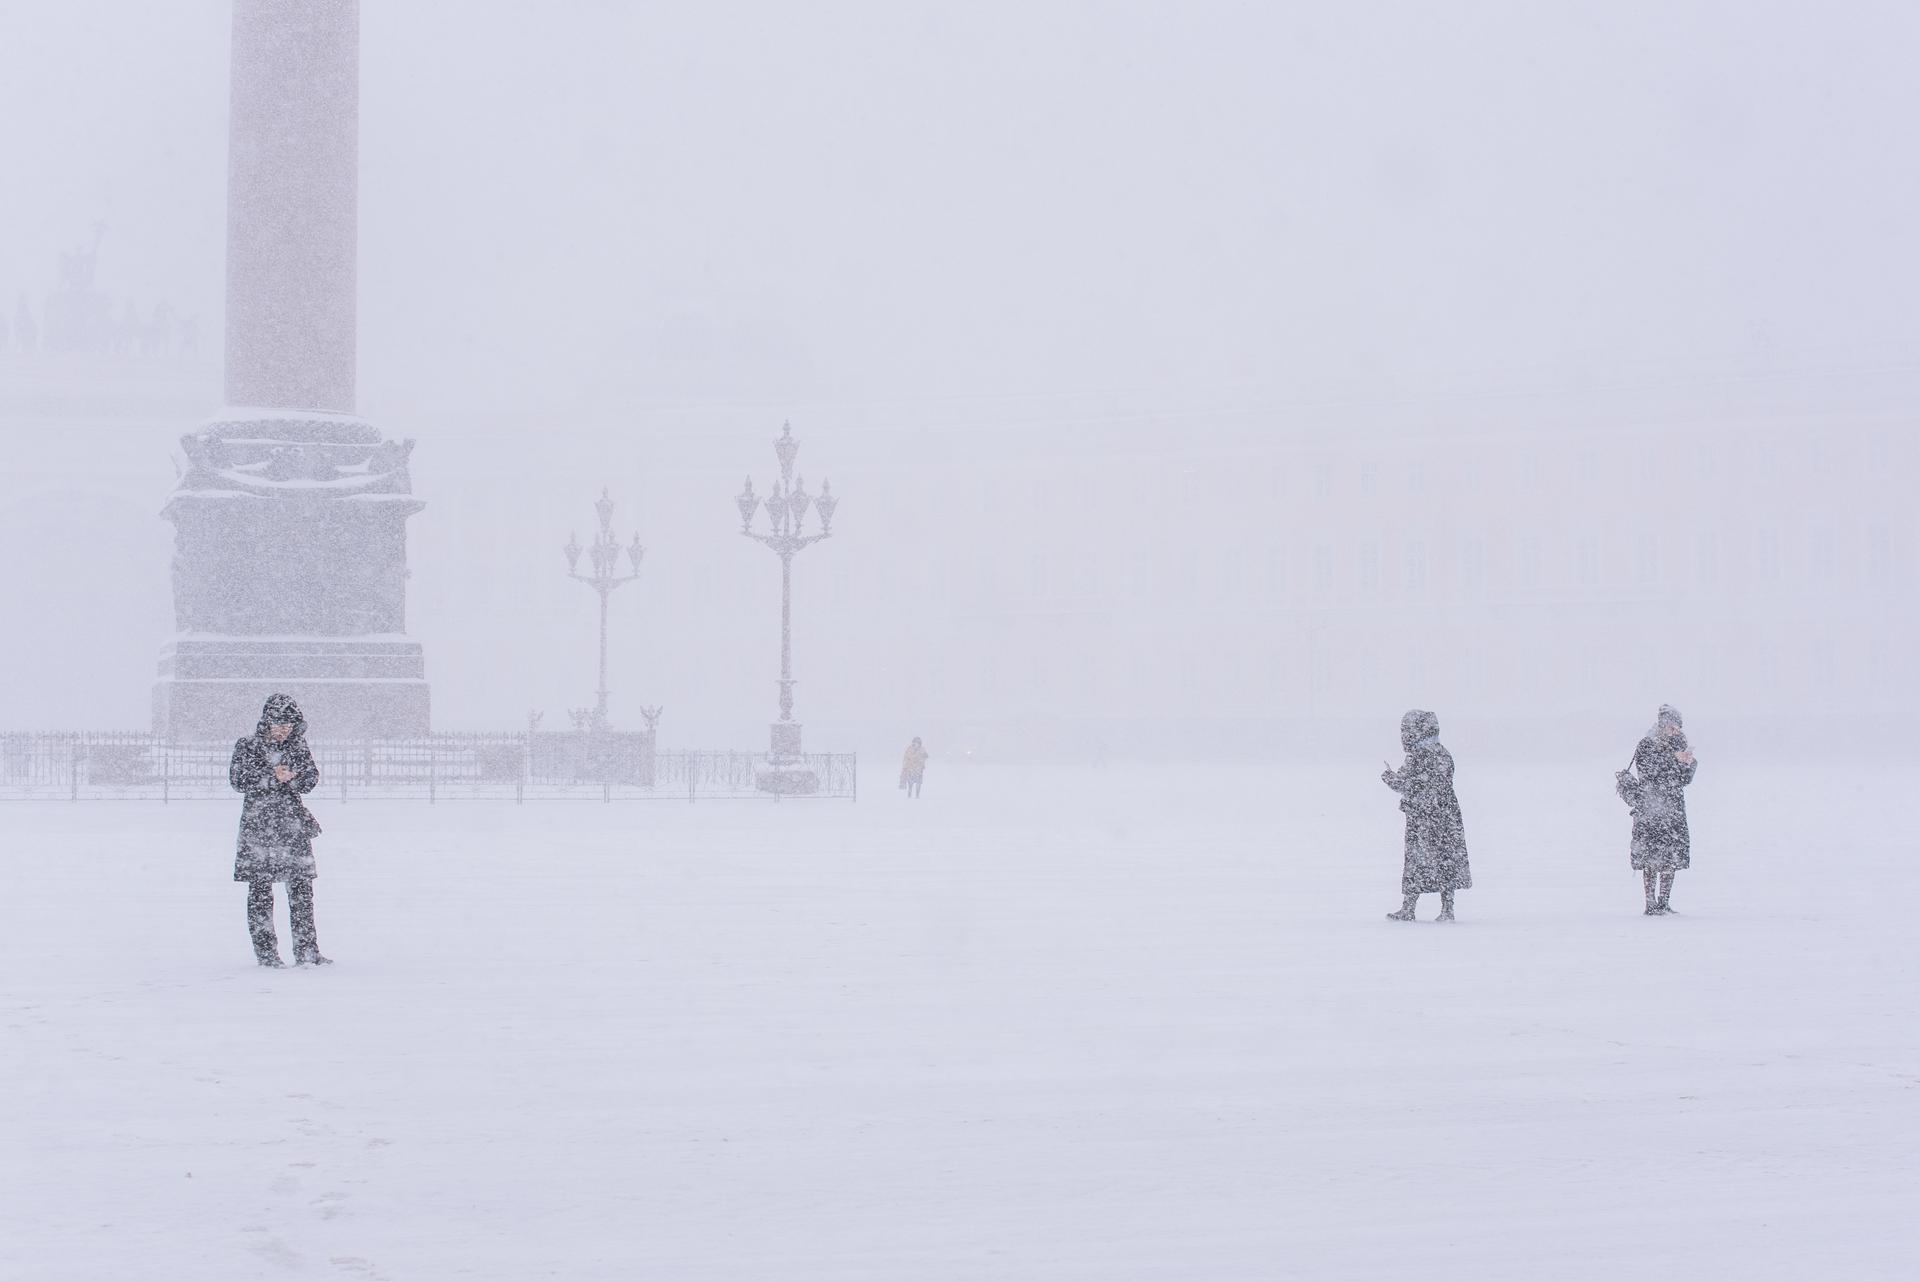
[{"xmin": 3, "ymin": 759, "xmax": 1915, "ymax": 1279}]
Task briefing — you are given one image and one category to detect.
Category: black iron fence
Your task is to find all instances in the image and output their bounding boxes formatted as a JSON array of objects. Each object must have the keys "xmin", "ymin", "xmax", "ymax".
[{"xmin": 0, "ymin": 732, "xmax": 857, "ymax": 802}]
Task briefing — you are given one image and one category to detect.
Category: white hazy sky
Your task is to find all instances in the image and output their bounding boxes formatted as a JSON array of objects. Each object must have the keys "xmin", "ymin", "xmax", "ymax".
[{"xmin": 3, "ymin": 0, "xmax": 1917, "ymax": 419}]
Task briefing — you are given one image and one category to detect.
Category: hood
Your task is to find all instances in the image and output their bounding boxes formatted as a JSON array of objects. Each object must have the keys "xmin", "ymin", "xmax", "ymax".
[
  {"xmin": 1650, "ymin": 703, "xmax": 1685, "ymax": 739},
  {"xmin": 1400, "ymin": 709, "xmax": 1439, "ymax": 751},
  {"xmin": 255, "ymin": 693, "xmax": 307, "ymax": 741}
]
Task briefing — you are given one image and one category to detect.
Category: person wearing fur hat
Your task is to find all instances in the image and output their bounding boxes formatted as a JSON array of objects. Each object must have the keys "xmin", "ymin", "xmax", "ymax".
[
  {"xmin": 1618, "ymin": 704, "xmax": 1697, "ymax": 915},
  {"xmin": 229, "ymin": 694, "xmax": 329, "ymax": 966},
  {"xmin": 1380, "ymin": 709, "xmax": 1473, "ymax": 921}
]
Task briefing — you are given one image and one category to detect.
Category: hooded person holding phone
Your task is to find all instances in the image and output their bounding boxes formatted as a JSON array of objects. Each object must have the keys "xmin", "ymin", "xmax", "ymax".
[
  {"xmin": 229, "ymin": 693, "xmax": 329, "ymax": 966},
  {"xmin": 1380, "ymin": 709, "xmax": 1473, "ymax": 922},
  {"xmin": 1618, "ymin": 703, "xmax": 1697, "ymax": 915}
]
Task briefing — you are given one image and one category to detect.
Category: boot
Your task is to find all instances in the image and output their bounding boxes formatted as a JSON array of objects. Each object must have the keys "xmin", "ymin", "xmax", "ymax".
[
  {"xmin": 1436, "ymin": 890, "xmax": 1456, "ymax": 923},
  {"xmin": 287, "ymin": 878, "xmax": 328, "ymax": 965},
  {"xmin": 1655, "ymin": 872, "xmax": 1676, "ymax": 915},
  {"xmin": 1642, "ymin": 869, "xmax": 1660, "ymax": 916},
  {"xmin": 247, "ymin": 881, "xmax": 283, "ymax": 966},
  {"xmin": 1386, "ymin": 893, "xmax": 1418, "ymax": 922}
]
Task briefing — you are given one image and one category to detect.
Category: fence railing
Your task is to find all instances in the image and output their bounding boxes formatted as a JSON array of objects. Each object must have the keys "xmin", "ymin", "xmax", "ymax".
[{"xmin": 0, "ymin": 732, "xmax": 857, "ymax": 802}]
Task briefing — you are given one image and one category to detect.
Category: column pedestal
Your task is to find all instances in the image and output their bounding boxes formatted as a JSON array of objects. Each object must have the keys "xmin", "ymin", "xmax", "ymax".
[
  {"xmin": 154, "ymin": 409, "xmax": 428, "ymax": 739},
  {"xmin": 757, "ymin": 721, "xmax": 819, "ymax": 794}
]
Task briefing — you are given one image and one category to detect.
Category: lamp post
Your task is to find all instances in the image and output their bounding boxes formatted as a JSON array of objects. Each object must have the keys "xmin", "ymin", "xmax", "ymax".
[
  {"xmin": 736, "ymin": 422, "xmax": 838, "ymax": 788},
  {"xmin": 563, "ymin": 489, "xmax": 644, "ymax": 730}
]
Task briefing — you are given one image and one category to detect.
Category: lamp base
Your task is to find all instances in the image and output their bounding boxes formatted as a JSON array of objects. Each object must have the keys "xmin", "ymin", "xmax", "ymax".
[
  {"xmin": 769, "ymin": 720, "xmax": 804, "ymax": 758},
  {"xmin": 756, "ymin": 767, "xmax": 821, "ymax": 796}
]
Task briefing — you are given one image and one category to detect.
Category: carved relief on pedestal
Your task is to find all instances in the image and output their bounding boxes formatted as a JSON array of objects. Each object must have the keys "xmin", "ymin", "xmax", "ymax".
[
  {"xmin": 165, "ymin": 411, "xmax": 422, "ymax": 639},
  {"xmin": 175, "ymin": 415, "xmax": 414, "ymax": 498}
]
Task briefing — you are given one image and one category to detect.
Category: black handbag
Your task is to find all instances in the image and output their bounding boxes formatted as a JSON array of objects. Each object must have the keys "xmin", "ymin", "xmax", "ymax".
[{"xmin": 1614, "ymin": 751, "xmax": 1645, "ymax": 813}]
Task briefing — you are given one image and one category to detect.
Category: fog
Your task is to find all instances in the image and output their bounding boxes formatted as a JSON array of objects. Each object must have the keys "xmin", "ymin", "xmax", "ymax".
[{"xmin": 2, "ymin": 0, "xmax": 1916, "ymax": 756}]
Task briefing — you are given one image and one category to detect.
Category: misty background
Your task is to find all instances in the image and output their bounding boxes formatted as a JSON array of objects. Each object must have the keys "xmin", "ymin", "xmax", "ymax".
[{"xmin": 1, "ymin": 0, "xmax": 1915, "ymax": 755}]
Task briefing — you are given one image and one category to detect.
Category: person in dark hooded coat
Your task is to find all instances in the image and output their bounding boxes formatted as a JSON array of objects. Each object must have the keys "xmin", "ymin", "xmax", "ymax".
[
  {"xmin": 1618, "ymin": 703, "xmax": 1696, "ymax": 915},
  {"xmin": 230, "ymin": 693, "xmax": 329, "ymax": 966},
  {"xmin": 1380, "ymin": 709, "xmax": 1472, "ymax": 921}
]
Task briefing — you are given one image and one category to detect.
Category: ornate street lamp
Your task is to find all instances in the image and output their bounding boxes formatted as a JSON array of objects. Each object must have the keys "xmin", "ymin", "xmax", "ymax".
[
  {"xmin": 736, "ymin": 421, "xmax": 839, "ymax": 789},
  {"xmin": 563, "ymin": 489, "xmax": 644, "ymax": 730}
]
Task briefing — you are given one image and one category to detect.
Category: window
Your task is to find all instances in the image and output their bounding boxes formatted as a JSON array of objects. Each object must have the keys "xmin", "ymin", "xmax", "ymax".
[
  {"xmin": 1218, "ymin": 548, "xmax": 1247, "ymax": 604},
  {"xmin": 1403, "ymin": 541, "xmax": 1427, "ymax": 595},
  {"xmin": 1360, "ymin": 542, "xmax": 1381, "ymax": 594},
  {"xmin": 1173, "ymin": 647, "xmax": 1200, "ymax": 700},
  {"xmin": 1867, "ymin": 522, "xmax": 1892, "ymax": 583},
  {"xmin": 1520, "ymin": 535, "xmax": 1542, "ymax": 590},
  {"xmin": 1695, "ymin": 531, "xmax": 1719, "ymax": 587},
  {"xmin": 1460, "ymin": 540, "xmax": 1487, "ymax": 599},
  {"xmin": 1809, "ymin": 528, "xmax": 1834, "ymax": 583},
  {"xmin": 1811, "ymin": 637, "xmax": 1836, "ymax": 692},
  {"xmin": 1313, "ymin": 545, "xmax": 1334, "ymax": 596},
  {"xmin": 1577, "ymin": 536, "xmax": 1600, "ymax": 587},
  {"xmin": 1071, "ymin": 549, "xmax": 1100, "ymax": 599},
  {"xmin": 1637, "ymin": 450, "xmax": 1661, "ymax": 490},
  {"xmin": 1265, "ymin": 546, "xmax": 1287, "ymax": 603},
  {"xmin": 1635, "ymin": 533, "xmax": 1658, "ymax": 587},
  {"xmin": 1178, "ymin": 468, "xmax": 1201, "ymax": 511},
  {"xmin": 1174, "ymin": 549, "xmax": 1199, "ymax": 602}
]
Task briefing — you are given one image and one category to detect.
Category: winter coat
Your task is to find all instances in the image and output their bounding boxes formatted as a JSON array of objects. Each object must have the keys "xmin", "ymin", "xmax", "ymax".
[
  {"xmin": 1382, "ymin": 709, "xmax": 1472, "ymax": 894},
  {"xmin": 900, "ymin": 741, "xmax": 929, "ymax": 786},
  {"xmin": 230, "ymin": 694, "xmax": 322, "ymax": 883},
  {"xmin": 1625, "ymin": 709, "xmax": 1695, "ymax": 872}
]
